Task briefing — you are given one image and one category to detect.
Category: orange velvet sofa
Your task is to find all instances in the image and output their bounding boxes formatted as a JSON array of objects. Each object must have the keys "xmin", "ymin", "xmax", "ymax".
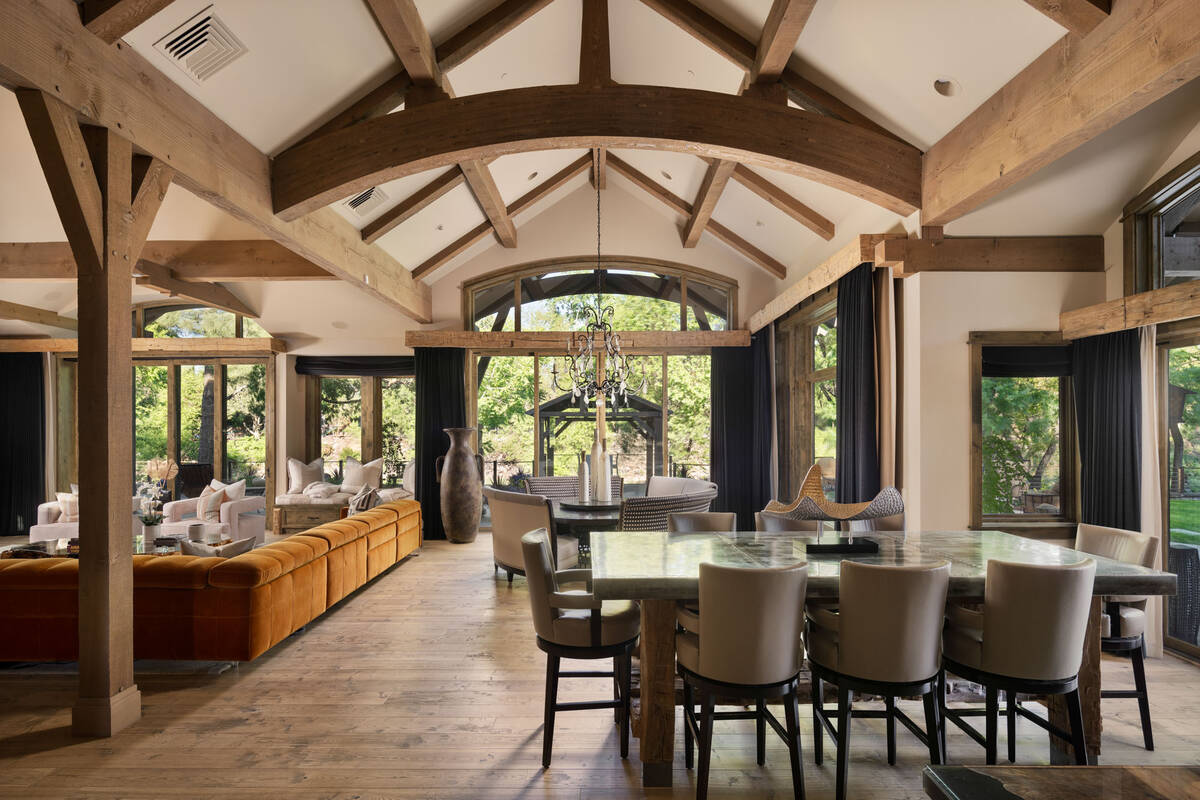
[{"xmin": 0, "ymin": 499, "xmax": 421, "ymax": 663}]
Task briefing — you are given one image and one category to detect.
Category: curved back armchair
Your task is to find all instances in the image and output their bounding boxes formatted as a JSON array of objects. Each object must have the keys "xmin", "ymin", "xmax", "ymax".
[
  {"xmin": 619, "ymin": 488, "xmax": 718, "ymax": 531},
  {"xmin": 524, "ymin": 475, "xmax": 623, "ymax": 500}
]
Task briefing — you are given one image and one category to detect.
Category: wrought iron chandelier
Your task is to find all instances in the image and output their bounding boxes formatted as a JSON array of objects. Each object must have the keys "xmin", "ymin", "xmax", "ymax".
[{"xmin": 548, "ymin": 182, "xmax": 645, "ymax": 411}]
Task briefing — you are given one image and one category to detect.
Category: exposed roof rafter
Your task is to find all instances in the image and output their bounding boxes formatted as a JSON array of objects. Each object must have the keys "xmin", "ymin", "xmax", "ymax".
[
  {"xmin": 0, "ymin": 298, "xmax": 78, "ymax": 330},
  {"xmin": 79, "ymin": 0, "xmax": 176, "ymax": 45},
  {"xmin": 1020, "ymin": 0, "xmax": 1110, "ymax": 38},
  {"xmin": 754, "ymin": 0, "xmax": 818, "ymax": 81},
  {"xmin": 135, "ymin": 260, "xmax": 257, "ymax": 317}
]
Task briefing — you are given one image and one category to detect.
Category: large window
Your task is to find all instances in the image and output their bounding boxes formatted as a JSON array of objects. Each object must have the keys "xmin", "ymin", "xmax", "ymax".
[
  {"xmin": 465, "ymin": 259, "xmax": 737, "ymax": 332},
  {"xmin": 969, "ymin": 333, "xmax": 1077, "ymax": 530},
  {"xmin": 140, "ymin": 303, "xmax": 270, "ymax": 339},
  {"xmin": 775, "ymin": 289, "xmax": 837, "ymax": 501},
  {"xmin": 1160, "ymin": 329, "xmax": 1200, "ymax": 656},
  {"xmin": 1125, "ymin": 146, "xmax": 1200, "ymax": 294},
  {"xmin": 319, "ymin": 376, "xmax": 362, "ymax": 480},
  {"xmin": 381, "ymin": 377, "xmax": 416, "ymax": 487}
]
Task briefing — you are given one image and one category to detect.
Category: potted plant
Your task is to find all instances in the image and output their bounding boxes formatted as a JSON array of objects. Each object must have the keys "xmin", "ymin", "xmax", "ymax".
[{"xmin": 135, "ymin": 459, "xmax": 178, "ymax": 543}]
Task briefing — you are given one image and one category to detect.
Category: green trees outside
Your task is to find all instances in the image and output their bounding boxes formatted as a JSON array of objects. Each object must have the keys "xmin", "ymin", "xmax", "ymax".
[
  {"xmin": 1168, "ymin": 345, "xmax": 1200, "ymax": 541},
  {"xmin": 980, "ymin": 376, "xmax": 1061, "ymax": 515}
]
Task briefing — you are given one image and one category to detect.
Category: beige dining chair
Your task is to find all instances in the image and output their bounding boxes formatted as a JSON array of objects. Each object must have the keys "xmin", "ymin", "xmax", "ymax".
[
  {"xmin": 805, "ymin": 560, "xmax": 951, "ymax": 800},
  {"xmin": 668, "ymin": 512, "xmax": 736, "ymax": 635},
  {"xmin": 941, "ymin": 558, "xmax": 1096, "ymax": 766},
  {"xmin": 755, "ymin": 511, "xmax": 820, "ymax": 533},
  {"xmin": 1075, "ymin": 523, "xmax": 1158, "ymax": 751},
  {"xmin": 677, "ymin": 561, "xmax": 809, "ymax": 800},
  {"xmin": 521, "ymin": 529, "xmax": 639, "ymax": 768},
  {"xmin": 483, "ymin": 487, "xmax": 578, "ymax": 583}
]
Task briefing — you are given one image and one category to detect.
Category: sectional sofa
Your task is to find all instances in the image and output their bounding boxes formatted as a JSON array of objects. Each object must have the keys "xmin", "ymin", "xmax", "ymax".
[{"xmin": 0, "ymin": 499, "xmax": 421, "ymax": 663}]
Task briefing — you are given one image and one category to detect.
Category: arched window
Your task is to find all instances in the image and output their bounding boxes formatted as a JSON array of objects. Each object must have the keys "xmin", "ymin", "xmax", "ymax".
[
  {"xmin": 138, "ymin": 303, "xmax": 269, "ymax": 338},
  {"xmin": 464, "ymin": 258, "xmax": 736, "ymax": 332}
]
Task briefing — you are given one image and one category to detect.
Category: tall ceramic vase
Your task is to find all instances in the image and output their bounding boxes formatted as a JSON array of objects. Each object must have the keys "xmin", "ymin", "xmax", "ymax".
[{"xmin": 435, "ymin": 427, "xmax": 484, "ymax": 544}]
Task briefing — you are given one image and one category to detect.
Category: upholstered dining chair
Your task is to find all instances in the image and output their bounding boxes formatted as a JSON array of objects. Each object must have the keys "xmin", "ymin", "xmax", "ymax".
[
  {"xmin": 677, "ymin": 561, "xmax": 810, "ymax": 800},
  {"xmin": 941, "ymin": 558, "xmax": 1097, "ymax": 766},
  {"xmin": 619, "ymin": 488, "xmax": 718, "ymax": 531},
  {"xmin": 483, "ymin": 487, "xmax": 578, "ymax": 583},
  {"xmin": 806, "ymin": 560, "xmax": 950, "ymax": 800},
  {"xmin": 520, "ymin": 529, "xmax": 639, "ymax": 769},
  {"xmin": 1074, "ymin": 523, "xmax": 1158, "ymax": 751},
  {"xmin": 667, "ymin": 511, "xmax": 736, "ymax": 534},
  {"xmin": 523, "ymin": 475, "xmax": 624, "ymax": 500},
  {"xmin": 755, "ymin": 511, "xmax": 820, "ymax": 533}
]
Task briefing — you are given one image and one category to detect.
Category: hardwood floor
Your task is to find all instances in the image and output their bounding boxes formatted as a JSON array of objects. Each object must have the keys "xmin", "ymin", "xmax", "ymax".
[{"xmin": 0, "ymin": 534, "xmax": 1198, "ymax": 798}]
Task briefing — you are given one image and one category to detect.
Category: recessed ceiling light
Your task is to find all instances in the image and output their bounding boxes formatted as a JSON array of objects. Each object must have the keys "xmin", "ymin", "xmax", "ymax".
[
  {"xmin": 436, "ymin": 223, "xmax": 444, "ymax": 231},
  {"xmin": 687, "ymin": 69, "xmax": 695, "ymax": 77},
  {"xmin": 528, "ymin": 171, "xmax": 539, "ymax": 181},
  {"xmin": 661, "ymin": 170, "xmax": 673, "ymax": 181},
  {"xmin": 500, "ymin": 72, "xmax": 508, "ymax": 79},
  {"xmin": 933, "ymin": 77, "xmax": 961, "ymax": 98},
  {"xmin": 756, "ymin": 220, "xmax": 765, "ymax": 227},
  {"xmin": 331, "ymin": 321, "xmax": 348, "ymax": 330}
]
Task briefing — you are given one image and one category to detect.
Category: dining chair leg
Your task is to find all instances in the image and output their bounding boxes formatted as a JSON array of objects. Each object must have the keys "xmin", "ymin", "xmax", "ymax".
[
  {"xmin": 507, "ymin": 570, "xmax": 514, "ymax": 585},
  {"xmin": 985, "ymin": 685, "xmax": 998, "ymax": 766},
  {"xmin": 783, "ymin": 682, "xmax": 805, "ymax": 800},
  {"xmin": 1131, "ymin": 640, "xmax": 1155, "ymax": 751},
  {"xmin": 696, "ymin": 691, "xmax": 716, "ymax": 800},
  {"xmin": 619, "ymin": 650, "xmax": 632, "ymax": 759},
  {"xmin": 835, "ymin": 687, "xmax": 853, "ymax": 800},
  {"xmin": 612, "ymin": 655, "xmax": 621, "ymax": 726},
  {"xmin": 885, "ymin": 695, "xmax": 896, "ymax": 765},
  {"xmin": 922, "ymin": 688, "xmax": 942, "ymax": 765},
  {"xmin": 683, "ymin": 677, "xmax": 695, "ymax": 769},
  {"xmin": 937, "ymin": 671, "xmax": 948, "ymax": 760},
  {"xmin": 812, "ymin": 673, "xmax": 823, "ymax": 766},
  {"xmin": 756, "ymin": 699, "xmax": 767, "ymax": 766},
  {"xmin": 542, "ymin": 653, "xmax": 560, "ymax": 769},
  {"xmin": 1065, "ymin": 688, "xmax": 1089, "ymax": 766},
  {"xmin": 1006, "ymin": 691, "xmax": 1017, "ymax": 763}
]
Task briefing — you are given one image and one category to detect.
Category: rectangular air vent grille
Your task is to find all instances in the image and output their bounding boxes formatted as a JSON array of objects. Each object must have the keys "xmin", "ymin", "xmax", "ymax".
[
  {"xmin": 344, "ymin": 187, "xmax": 389, "ymax": 217},
  {"xmin": 154, "ymin": 6, "xmax": 247, "ymax": 83}
]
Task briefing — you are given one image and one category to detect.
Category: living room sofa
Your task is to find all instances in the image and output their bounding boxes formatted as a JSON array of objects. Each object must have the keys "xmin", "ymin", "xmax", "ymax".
[{"xmin": 0, "ymin": 499, "xmax": 421, "ymax": 662}]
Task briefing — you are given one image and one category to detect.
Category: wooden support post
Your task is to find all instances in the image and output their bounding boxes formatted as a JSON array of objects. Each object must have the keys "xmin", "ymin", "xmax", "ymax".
[
  {"xmin": 166, "ymin": 365, "xmax": 180, "ymax": 496},
  {"xmin": 361, "ymin": 376, "xmax": 383, "ymax": 462},
  {"xmin": 264, "ymin": 356, "xmax": 277, "ymax": 528},
  {"xmin": 17, "ymin": 89, "xmax": 167, "ymax": 737},
  {"xmin": 1047, "ymin": 597, "xmax": 1103, "ymax": 763},
  {"xmin": 305, "ymin": 375, "xmax": 321, "ymax": 462},
  {"xmin": 660, "ymin": 354, "xmax": 668, "ymax": 476},
  {"xmin": 636, "ymin": 599, "xmax": 677, "ymax": 786},
  {"xmin": 533, "ymin": 357, "xmax": 541, "ymax": 476},
  {"xmin": 55, "ymin": 357, "xmax": 78, "ymax": 492},
  {"xmin": 212, "ymin": 364, "xmax": 225, "ymax": 483}
]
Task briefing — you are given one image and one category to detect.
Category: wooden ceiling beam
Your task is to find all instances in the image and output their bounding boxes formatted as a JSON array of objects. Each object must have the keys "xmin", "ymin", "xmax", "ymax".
[
  {"xmin": 727, "ymin": 163, "xmax": 834, "ymax": 240},
  {"xmin": 405, "ymin": 329, "xmax": 750, "ymax": 350},
  {"xmin": 608, "ymin": 154, "xmax": 787, "ymax": 279},
  {"xmin": 1021, "ymin": 0, "xmax": 1110, "ymax": 38},
  {"xmin": 754, "ymin": 0, "xmax": 818, "ymax": 81},
  {"xmin": 412, "ymin": 153, "xmax": 593, "ymax": 279},
  {"xmin": 79, "ymin": 0, "xmax": 176, "ymax": 45},
  {"xmin": 0, "ymin": 0, "xmax": 430, "ymax": 321},
  {"xmin": 923, "ymin": 0, "xmax": 1200, "ymax": 226},
  {"xmin": 636, "ymin": 0, "xmax": 907, "ymax": 146},
  {"xmin": 0, "ymin": 240, "xmax": 334, "ymax": 281},
  {"xmin": 361, "ymin": 167, "xmax": 466, "ymax": 244},
  {"xmin": 874, "ymin": 236, "xmax": 1104, "ymax": 279},
  {"xmin": 1061, "ymin": 280, "xmax": 1200, "ymax": 340},
  {"xmin": 681, "ymin": 159, "xmax": 735, "ymax": 248},
  {"xmin": 459, "ymin": 159, "xmax": 518, "ymax": 247},
  {"xmin": 364, "ymin": 0, "xmax": 441, "ymax": 85},
  {"xmin": 0, "ymin": 299, "xmax": 78, "ymax": 330},
  {"xmin": 292, "ymin": 71, "xmax": 412, "ymax": 149},
  {"xmin": 128, "ymin": 155, "xmax": 173, "ymax": 264},
  {"xmin": 0, "ymin": 337, "xmax": 286, "ymax": 355},
  {"xmin": 273, "ymin": 84, "xmax": 921, "ymax": 221},
  {"xmin": 579, "ymin": 0, "xmax": 612, "ymax": 87},
  {"xmin": 135, "ymin": 261, "xmax": 256, "ymax": 317}
]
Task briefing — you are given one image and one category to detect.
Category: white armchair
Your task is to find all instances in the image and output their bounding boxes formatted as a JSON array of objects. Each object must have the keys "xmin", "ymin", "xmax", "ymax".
[
  {"xmin": 163, "ymin": 494, "xmax": 266, "ymax": 545},
  {"xmin": 30, "ymin": 498, "xmax": 141, "ymax": 544}
]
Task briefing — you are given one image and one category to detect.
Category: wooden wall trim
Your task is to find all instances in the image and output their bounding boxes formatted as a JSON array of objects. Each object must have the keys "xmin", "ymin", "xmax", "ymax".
[
  {"xmin": 0, "ymin": 338, "xmax": 286, "ymax": 356},
  {"xmin": 406, "ymin": 329, "xmax": 750, "ymax": 351},
  {"xmin": 1061, "ymin": 282, "xmax": 1200, "ymax": 340}
]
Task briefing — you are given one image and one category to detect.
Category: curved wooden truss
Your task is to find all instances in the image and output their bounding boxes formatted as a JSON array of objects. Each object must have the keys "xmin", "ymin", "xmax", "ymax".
[{"xmin": 271, "ymin": 84, "xmax": 922, "ymax": 222}]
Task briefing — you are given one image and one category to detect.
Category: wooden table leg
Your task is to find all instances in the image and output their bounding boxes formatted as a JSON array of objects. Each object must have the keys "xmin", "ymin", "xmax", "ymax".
[
  {"xmin": 636, "ymin": 599, "xmax": 676, "ymax": 787},
  {"xmin": 1048, "ymin": 596, "xmax": 1102, "ymax": 764}
]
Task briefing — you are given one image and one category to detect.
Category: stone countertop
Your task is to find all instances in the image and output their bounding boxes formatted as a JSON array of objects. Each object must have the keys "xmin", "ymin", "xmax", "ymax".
[
  {"xmin": 590, "ymin": 529, "xmax": 1178, "ymax": 601},
  {"xmin": 922, "ymin": 765, "xmax": 1200, "ymax": 800}
]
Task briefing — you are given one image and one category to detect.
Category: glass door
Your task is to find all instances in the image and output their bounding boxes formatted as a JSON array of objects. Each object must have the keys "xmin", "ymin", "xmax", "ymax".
[{"xmin": 1165, "ymin": 342, "xmax": 1200, "ymax": 656}]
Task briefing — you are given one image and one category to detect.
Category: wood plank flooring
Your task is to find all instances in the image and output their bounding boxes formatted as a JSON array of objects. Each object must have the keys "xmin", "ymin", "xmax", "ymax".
[{"xmin": 0, "ymin": 534, "xmax": 1198, "ymax": 798}]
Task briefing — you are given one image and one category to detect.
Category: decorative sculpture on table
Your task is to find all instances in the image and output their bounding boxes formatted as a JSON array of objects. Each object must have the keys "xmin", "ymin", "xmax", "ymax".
[
  {"xmin": 436, "ymin": 428, "xmax": 484, "ymax": 544},
  {"xmin": 761, "ymin": 464, "xmax": 903, "ymax": 553}
]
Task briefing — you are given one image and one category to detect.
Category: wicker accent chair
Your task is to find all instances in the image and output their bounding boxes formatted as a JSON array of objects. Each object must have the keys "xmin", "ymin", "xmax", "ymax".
[
  {"xmin": 1168, "ymin": 544, "xmax": 1200, "ymax": 646},
  {"xmin": 619, "ymin": 487, "xmax": 719, "ymax": 531},
  {"xmin": 523, "ymin": 475, "xmax": 624, "ymax": 500}
]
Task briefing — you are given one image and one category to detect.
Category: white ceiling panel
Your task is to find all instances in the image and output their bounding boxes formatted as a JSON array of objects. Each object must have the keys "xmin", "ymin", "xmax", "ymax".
[
  {"xmin": 326, "ymin": 166, "xmax": 456, "ymax": 230},
  {"xmin": 123, "ymin": 0, "xmax": 398, "ymax": 154},
  {"xmin": 374, "ymin": 183, "xmax": 488, "ymax": 268},
  {"xmin": 712, "ymin": 179, "xmax": 817, "ymax": 264},
  {"xmin": 446, "ymin": 0, "xmax": 581, "ymax": 95},
  {"xmin": 607, "ymin": 148, "xmax": 709, "ymax": 207},
  {"xmin": 489, "ymin": 149, "xmax": 590, "ymax": 205},
  {"xmin": 611, "ymin": 0, "xmax": 745, "ymax": 93},
  {"xmin": 416, "ymin": 0, "xmax": 496, "ymax": 43}
]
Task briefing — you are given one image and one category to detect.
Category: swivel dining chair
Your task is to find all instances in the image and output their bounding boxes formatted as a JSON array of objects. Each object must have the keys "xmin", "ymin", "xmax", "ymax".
[
  {"xmin": 677, "ymin": 561, "xmax": 810, "ymax": 800},
  {"xmin": 805, "ymin": 560, "xmax": 950, "ymax": 800},
  {"xmin": 484, "ymin": 487, "xmax": 578, "ymax": 583},
  {"xmin": 668, "ymin": 512, "xmax": 736, "ymax": 634},
  {"xmin": 755, "ymin": 512, "xmax": 820, "ymax": 533},
  {"xmin": 521, "ymin": 529, "xmax": 639, "ymax": 768},
  {"xmin": 941, "ymin": 558, "xmax": 1096, "ymax": 766},
  {"xmin": 1074, "ymin": 523, "xmax": 1158, "ymax": 750}
]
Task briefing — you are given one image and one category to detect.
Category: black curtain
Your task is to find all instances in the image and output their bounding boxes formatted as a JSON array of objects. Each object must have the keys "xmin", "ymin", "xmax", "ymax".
[
  {"xmin": 711, "ymin": 329, "xmax": 772, "ymax": 529},
  {"xmin": 414, "ymin": 348, "xmax": 466, "ymax": 540},
  {"xmin": 295, "ymin": 355, "xmax": 414, "ymax": 377},
  {"xmin": 1073, "ymin": 330, "xmax": 1141, "ymax": 530},
  {"xmin": 835, "ymin": 263, "xmax": 880, "ymax": 503},
  {"xmin": 0, "ymin": 354, "xmax": 45, "ymax": 534}
]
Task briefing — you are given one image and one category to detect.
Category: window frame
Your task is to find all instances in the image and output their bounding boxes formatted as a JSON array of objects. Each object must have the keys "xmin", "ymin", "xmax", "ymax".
[
  {"xmin": 1123, "ymin": 145, "xmax": 1200, "ymax": 295},
  {"xmin": 968, "ymin": 331, "xmax": 1079, "ymax": 534}
]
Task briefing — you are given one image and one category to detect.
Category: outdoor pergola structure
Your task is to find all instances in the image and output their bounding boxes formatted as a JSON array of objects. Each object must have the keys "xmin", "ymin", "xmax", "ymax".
[{"xmin": 529, "ymin": 391, "xmax": 665, "ymax": 480}]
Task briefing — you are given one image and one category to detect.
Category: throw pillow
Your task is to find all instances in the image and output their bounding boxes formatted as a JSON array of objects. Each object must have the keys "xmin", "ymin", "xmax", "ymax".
[
  {"xmin": 348, "ymin": 485, "xmax": 380, "ymax": 514},
  {"xmin": 70, "ymin": 483, "xmax": 79, "ymax": 495},
  {"xmin": 197, "ymin": 488, "xmax": 227, "ymax": 522},
  {"xmin": 209, "ymin": 478, "xmax": 247, "ymax": 501},
  {"xmin": 287, "ymin": 457, "xmax": 323, "ymax": 494},
  {"xmin": 342, "ymin": 456, "xmax": 384, "ymax": 494},
  {"xmin": 180, "ymin": 537, "xmax": 255, "ymax": 558},
  {"xmin": 56, "ymin": 492, "xmax": 80, "ymax": 523}
]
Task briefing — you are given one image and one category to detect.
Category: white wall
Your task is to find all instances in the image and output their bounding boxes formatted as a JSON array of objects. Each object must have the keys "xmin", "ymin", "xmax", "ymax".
[{"xmin": 900, "ymin": 271, "xmax": 1106, "ymax": 531}]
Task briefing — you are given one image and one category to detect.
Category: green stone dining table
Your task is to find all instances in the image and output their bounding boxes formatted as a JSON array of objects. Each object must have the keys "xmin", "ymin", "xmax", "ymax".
[{"xmin": 588, "ymin": 529, "xmax": 1178, "ymax": 789}]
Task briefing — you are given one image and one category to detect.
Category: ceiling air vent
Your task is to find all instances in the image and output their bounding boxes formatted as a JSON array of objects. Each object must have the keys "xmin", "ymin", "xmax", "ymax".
[
  {"xmin": 153, "ymin": 6, "xmax": 247, "ymax": 83},
  {"xmin": 343, "ymin": 187, "xmax": 389, "ymax": 218}
]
